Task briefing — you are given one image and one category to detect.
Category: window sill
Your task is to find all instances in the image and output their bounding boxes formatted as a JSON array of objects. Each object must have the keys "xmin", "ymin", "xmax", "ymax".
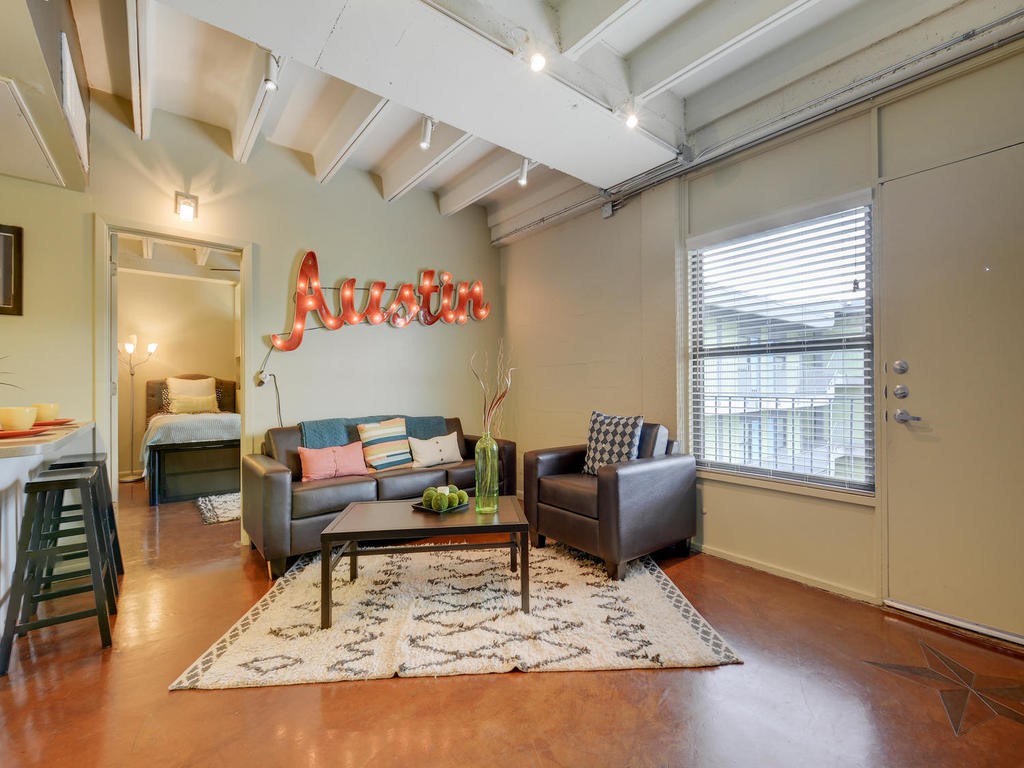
[{"xmin": 696, "ymin": 468, "xmax": 877, "ymax": 508}]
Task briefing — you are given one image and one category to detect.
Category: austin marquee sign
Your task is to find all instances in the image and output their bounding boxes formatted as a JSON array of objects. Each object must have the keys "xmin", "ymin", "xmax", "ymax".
[{"xmin": 271, "ymin": 251, "xmax": 491, "ymax": 351}]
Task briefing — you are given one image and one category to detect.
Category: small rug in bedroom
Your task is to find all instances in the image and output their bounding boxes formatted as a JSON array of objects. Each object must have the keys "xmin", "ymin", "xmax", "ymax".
[
  {"xmin": 195, "ymin": 492, "xmax": 241, "ymax": 525},
  {"xmin": 170, "ymin": 544, "xmax": 740, "ymax": 690}
]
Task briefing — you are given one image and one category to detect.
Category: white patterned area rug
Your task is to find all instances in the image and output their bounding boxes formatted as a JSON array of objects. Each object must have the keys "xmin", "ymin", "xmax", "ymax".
[
  {"xmin": 170, "ymin": 545, "xmax": 740, "ymax": 690},
  {"xmin": 195, "ymin": 492, "xmax": 241, "ymax": 525}
]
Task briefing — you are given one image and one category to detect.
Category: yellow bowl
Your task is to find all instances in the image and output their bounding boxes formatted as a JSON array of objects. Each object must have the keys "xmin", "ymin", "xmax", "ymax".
[
  {"xmin": 32, "ymin": 402, "xmax": 60, "ymax": 421},
  {"xmin": 0, "ymin": 406, "xmax": 38, "ymax": 431}
]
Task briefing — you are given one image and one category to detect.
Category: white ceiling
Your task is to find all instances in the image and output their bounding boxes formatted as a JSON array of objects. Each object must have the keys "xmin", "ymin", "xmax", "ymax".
[{"xmin": 11, "ymin": 0, "xmax": 1024, "ymax": 243}]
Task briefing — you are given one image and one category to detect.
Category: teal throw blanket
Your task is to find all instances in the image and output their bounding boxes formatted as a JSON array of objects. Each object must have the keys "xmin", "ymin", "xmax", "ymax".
[{"xmin": 299, "ymin": 415, "xmax": 449, "ymax": 449}]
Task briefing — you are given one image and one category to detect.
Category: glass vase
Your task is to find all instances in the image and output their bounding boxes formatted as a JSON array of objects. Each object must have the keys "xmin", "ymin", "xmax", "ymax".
[{"xmin": 474, "ymin": 431, "xmax": 499, "ymax": 514}]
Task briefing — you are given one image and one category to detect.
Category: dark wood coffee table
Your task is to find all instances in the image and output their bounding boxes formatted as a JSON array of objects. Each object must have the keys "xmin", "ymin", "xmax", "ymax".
[{"xmin": 320, "ymin": 496, "xmax": 529, "ymax": 628}]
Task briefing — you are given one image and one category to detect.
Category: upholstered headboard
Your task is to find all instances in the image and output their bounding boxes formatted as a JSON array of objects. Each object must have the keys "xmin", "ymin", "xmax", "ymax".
[{"xmin": 145, "ymin": 374, "xmax": 237, "ymax": 421}]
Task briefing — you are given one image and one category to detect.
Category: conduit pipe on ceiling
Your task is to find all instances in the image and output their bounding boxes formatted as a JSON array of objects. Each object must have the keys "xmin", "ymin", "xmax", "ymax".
[{"xmin": 491, "ymin": 12, "xmax": 1024, "ymax": 247}]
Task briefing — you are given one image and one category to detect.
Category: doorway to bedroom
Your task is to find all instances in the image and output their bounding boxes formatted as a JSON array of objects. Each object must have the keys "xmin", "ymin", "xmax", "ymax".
[{"xmin": 108, "ymin": 228, "xmax": 245, "ymax": 508}]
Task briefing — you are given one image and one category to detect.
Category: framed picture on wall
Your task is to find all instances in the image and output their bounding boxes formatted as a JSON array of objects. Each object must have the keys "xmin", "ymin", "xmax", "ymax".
[{"xmin": 0, "ymin": 224, "xmax": 23, "ymax": 316}]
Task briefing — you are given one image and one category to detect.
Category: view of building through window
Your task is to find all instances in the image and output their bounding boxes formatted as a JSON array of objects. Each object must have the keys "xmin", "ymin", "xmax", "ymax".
[{"xmin": 688, "ymin": 207, "xmax": 874, "ymax": 491}]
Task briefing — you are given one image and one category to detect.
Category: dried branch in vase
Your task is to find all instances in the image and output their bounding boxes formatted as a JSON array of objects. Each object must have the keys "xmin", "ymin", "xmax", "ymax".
[{"xmin": 471, "ymin": 341, "xmax": 514, "ymax": 435}]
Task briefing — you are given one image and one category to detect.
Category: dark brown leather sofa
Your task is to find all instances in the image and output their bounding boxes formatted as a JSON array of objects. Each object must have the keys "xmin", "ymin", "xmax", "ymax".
[
  {"xmin": 523, "ymin": 423, "xmax": 696, "ymax": 579},
  {"xmin": 242, "ymin": 417, "xmax": 515, "ymax": 577}
]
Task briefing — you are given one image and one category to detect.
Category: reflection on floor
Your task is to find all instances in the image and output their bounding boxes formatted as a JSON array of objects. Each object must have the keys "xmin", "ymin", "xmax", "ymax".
[
  {"xmin": 868, "ymin": 642, "xmax": 1024, "ymax": 736},
  {"xmin": 0, "ymin": 480, "xmax": 1022, "ymax": 767}
]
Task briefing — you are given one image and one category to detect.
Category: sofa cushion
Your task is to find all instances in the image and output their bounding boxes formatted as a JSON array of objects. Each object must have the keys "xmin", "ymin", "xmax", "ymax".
[
  {"xmin": 443, "ymin": 459, "xmax": 476, "ymax": 490},
  {"xmin": 358, "ymin": 418, "xmax": 414, "ymax": 471},
  {"xmin": 538, "ymin": 473, "xmax": 599, "ymax": 519},
  {"xmin": 375, "ymin": 467, "xmax": 447, "ymax": 500},
  {"xmin": 582, "ymin": 411, "xmax": 644, "ymax": 475},
  {"xmin": 291, "ymin": 475, "xmax": 378, "ymax": 520},
  {"xmin": 637, "ymin": 423, "xmax": 669, "ymax": 458},
  {"xmin": 265, "ymin": 426, "xmax": 303, "ymax": 481},
  {"xmin": 298, "ymin": 442, "xmax": 369, "ymax": 482},
  {"xmin": 300, "ymin": 415, "xmax": 452, "ymax": 449},
  {"xmin": 409, "ymin": 431, "xmax": 462, "ymax": 467}
]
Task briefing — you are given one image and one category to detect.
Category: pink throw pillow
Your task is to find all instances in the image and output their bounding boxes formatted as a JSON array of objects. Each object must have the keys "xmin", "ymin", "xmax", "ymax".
[{"xmin": 298, "ymin": 442, "xmax": 370, "ymax": 482}]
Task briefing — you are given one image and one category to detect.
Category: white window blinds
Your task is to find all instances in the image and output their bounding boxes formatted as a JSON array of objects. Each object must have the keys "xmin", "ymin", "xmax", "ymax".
[{"xmin": 688, "ymin": 206, "xmax": 874, "ymax": 491}]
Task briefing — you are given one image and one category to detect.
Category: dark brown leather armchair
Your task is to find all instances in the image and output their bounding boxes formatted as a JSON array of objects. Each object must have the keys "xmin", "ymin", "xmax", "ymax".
[{"xmin": 523, "ymin": 423, "xmax": 697, "ymax": 579}]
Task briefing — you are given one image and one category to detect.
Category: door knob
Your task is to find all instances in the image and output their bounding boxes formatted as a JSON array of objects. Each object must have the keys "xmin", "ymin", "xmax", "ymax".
[
  {"xmin": 893, "ymin": 384, "xmax": 909, "ymax": 399},
  {"xmin": 892, "ymin": 360, "xmax": 909, "ymax": 374},
  {"xmin": 894, "ymin": 409, "xmax": 921, "ymax": 424}
]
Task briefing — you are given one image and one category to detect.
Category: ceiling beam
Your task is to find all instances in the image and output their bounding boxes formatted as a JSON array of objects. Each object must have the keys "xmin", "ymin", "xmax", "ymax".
[
  {"xmin": 314, "ymin": 90, "xmax": 390, "ymax": 185},
  {"xmin": 377, "ymin": 121, "xmax": 474, "ymax": 203},
  {"xmin": 629, "ymin": 0, "xmax": 828, "ymax": 101},
  {"xmin": 558, "ymin": 0, "xmax": 646, "ymax": 59},
  {"xmin": 489, "ymin": 181, "xmax": 603, "ymax": 245},
  {"xmin": 486, "ymin": 174, "xmax": 589, "ymax": 229},
  {"xmin": 437, "ymin": 153, "xmax": 534, "ymax": 216},
  {"xmin": 233, "ymin": 51, "xmax": 284, "ymax": 163},
  {"xmin": 125, "ymin": 0, "xmax": 154, "ymax": 140}
]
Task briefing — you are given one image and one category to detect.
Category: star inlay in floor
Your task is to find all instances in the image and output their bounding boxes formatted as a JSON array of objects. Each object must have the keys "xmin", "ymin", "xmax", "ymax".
[{"xmin": 868, "ymin": 641, "xmax": 1024, "ymax": 736}]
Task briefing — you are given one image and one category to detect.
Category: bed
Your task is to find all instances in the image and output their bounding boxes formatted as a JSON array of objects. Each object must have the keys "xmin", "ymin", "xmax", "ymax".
[{"xmin": 142, "ymin": 374, "xmax": 242, "ymax": 505}]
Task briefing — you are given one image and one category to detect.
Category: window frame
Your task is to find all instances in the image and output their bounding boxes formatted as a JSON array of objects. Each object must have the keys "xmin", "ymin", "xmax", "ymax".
[{"xmin": 686, "ymin": 203, "xmax": 876, "ymax": 493}]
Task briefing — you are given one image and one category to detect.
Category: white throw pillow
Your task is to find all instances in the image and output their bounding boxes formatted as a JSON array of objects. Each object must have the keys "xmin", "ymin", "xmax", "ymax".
[
  {"xmin": 408, "ymin": 431, "xmax": 463, "ymax": 467},
  {"xmin": 167, "ymin": 376, "xmax": 216, "ymax": 399}
]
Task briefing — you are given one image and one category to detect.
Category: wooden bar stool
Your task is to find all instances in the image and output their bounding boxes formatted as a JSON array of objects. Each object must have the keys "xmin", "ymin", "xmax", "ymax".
[
  {"xmin": 45, "ymin": 453, "xmax": 124, "ymax": 576},
  {"xmin": 33, "ymin": 464, "xmax": 120, "ymax": 603},
  {"xmin": 0, "ymin": 467, "xmax": 115, "ymax": 676}
]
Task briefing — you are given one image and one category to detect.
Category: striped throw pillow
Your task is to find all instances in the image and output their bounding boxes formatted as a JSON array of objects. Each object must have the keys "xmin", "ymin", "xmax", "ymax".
[{"xmin": 357, "ymin": 417, "xmax": 414, "ymax": 471}]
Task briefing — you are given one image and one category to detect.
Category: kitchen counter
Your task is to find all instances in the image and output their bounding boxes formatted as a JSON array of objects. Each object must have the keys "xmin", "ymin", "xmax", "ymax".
[{"xmin": 0, "ymin": 421, "xmax": 95, "ymax": 459}]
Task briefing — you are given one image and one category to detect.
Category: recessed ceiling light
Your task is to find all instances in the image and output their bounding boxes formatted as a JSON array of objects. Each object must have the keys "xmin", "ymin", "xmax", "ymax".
[
  {"xmin": 625, "ymin": 112, "xmax": 638, "ymax": 129},
  {"xmin": 529, "ymin": 52, "xmax": 546, "ymax": 72}
]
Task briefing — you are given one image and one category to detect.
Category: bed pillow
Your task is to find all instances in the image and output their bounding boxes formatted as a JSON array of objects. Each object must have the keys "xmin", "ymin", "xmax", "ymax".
[
  {"xmin": 582, "ymin": 411, "xmax": 644, "ymax": 475},
  {"xmin": 167, "ymin": 376, "xmax": 216, "ymax": 398},
  {"xmin": 298, "ymin": 442, "xmax": 370, "ymax": 482},
  {"xmin": 357, "ymin": 417, "xmax": 414, "ymax": 471},
  {"xmin": 408, "ymin": 431, "xmax": 463, "ymax": 467},
  {"xmin": 168, "ymin": 394, "xmax": 220, "ymax": 414}
]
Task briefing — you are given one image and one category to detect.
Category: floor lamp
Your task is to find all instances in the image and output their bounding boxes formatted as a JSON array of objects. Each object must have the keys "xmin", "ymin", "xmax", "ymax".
[{"xmin": 119, "ymin": 335, "xmax": 157, "ymax": 482}]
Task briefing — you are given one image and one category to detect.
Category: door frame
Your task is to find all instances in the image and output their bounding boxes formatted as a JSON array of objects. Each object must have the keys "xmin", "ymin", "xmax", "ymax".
[{"xmin": 92, "ymin": 214, "xmax": 254, "ymax": 503}]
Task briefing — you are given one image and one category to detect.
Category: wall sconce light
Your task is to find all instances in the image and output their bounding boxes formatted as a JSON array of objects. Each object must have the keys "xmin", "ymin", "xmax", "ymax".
[
  {"xmin": 517, "ymin": 158, "xmax": 530, "ymax": 187},
  {"xmin": 419, "ymin": 116, "xmax": 435, "ymax": 150},
  {"xmin": 175, "ymin": 191, "xmax": 198, "ymax": 222}
]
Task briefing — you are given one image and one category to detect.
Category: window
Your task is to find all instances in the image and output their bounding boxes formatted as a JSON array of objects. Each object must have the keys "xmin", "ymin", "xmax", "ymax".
[{"xmin": 688, "ymin": 206, "xmax": 874, "ymax": 491}]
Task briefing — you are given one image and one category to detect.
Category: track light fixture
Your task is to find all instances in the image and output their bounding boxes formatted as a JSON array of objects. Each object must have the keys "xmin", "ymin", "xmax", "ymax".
[
  {"xmin": 517, "ymin": 158, "xmax": 529, "ymax": 187},
  {"xmin": 419, "ymin": 116, "xmax": 435, "ymax": 150},
  {"xmin": 621, "ymin": 96, "xmax": 640, "ymax": 129},
  {"xmin": 263, "ymin": 52, "xmax": 280, "ymax": 91}
]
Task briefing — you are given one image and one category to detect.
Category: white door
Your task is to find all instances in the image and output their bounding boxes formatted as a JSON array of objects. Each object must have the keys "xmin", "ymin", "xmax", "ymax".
[{"xmin": 881, "ymin": 144, "xmax": 1024, "ymax": 641}]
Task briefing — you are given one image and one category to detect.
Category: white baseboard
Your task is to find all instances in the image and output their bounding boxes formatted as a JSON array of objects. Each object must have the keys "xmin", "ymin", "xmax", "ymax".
[{"xmin": 696, "ymin": 543, "xmax": 880, "ymax": 605}]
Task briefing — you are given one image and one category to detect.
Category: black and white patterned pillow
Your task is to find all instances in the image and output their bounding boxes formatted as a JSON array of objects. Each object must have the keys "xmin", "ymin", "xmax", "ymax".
[{"xmin": 582, "ymin": 411, "xmax": 644, "ymax": 475}]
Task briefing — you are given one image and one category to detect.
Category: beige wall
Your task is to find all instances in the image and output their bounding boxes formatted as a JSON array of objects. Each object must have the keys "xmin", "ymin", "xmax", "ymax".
[
  {"xmin": 82, "ymin": 92, "xmax": 502, "ymax": 455},
  {"xmin": 502, "ymin": 44, "xmax": 1024, "ymax": 603},
  {"xmin": 0, "ymin": 177, "xmax": 93, "ymax": 418},
  {"xmin": 116, "ymin": 271, "xmax": 236, "ymax": 474}
]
